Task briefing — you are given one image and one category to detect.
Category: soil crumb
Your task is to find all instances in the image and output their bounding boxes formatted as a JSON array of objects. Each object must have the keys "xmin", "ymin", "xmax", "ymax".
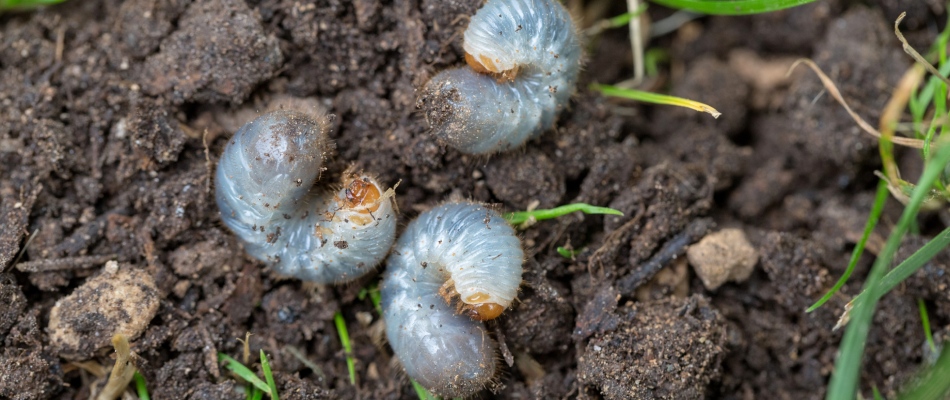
[
  {"xmin": 48, "ymin": 263, "xmax": 160, "ymax": 360},
  {"xmin": 579, "ymin": 295, "xmax": 726, "ymax": 399},
  {"xmin": 141, "ymin": 0, "xmax": 283, "ymax": 103},
  {"xmin": 687, "ymin": 228, "xmax": 758, "ymax": 290}
]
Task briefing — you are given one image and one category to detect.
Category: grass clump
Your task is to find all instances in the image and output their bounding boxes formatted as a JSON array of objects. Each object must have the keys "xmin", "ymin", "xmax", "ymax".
[{"xmin": 795, "ymin": 10, "xmax": 950, "ymax": 400}]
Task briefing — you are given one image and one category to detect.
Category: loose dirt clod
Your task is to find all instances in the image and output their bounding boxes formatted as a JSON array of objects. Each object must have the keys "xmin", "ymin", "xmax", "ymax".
[
  {"xmin": 47, "ymin": 262, "xmax": 160, "ymax": 360},
  {"xmin": 579, "ymin": 295, "xmax": 726, "ymax": 400},
  {"xmin": 140, "ymin": 0, "xmax": 283, "ymax": 104},
  {"xmin": 687, "ymin": 228, "xmax": 758, "ymax": 290},
  {"xmin": 0, "ymin": 273, "xmax": 26, "ymax": 340},
  {"xmin": 0, "ymin": 348, "xmax": 64, "ymax": 399}
]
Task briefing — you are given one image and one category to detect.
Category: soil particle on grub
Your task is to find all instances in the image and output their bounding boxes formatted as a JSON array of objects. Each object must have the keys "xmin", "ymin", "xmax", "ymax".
[
  {"xmin": 141, "ymin": 0, "xmax": 283, "ymax": 103},
  {"xmin": 47, "ymin": 262, "xmax": 160, "ymax": 360},
  {"xmin": 0, "ymin": 348, "xmax": 64, "ymax": 400},
  {"xmin": 579, "ymin": 294, "xmax": 726, "ymax": 400}
]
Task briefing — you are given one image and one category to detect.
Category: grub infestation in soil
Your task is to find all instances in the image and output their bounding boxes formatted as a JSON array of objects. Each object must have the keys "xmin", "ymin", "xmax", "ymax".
[{"xmin": 1, "ymin": 0, "xmax": 948, "ymax": 399}]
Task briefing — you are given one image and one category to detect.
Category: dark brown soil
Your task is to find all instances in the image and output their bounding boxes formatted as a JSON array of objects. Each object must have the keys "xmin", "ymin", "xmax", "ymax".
[{"xmin": 1, "ymin": 0, "xmax": 947, "ymax": 399}]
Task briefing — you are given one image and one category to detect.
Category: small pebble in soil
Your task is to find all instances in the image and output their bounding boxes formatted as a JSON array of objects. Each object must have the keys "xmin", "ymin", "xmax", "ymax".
[
  {"xmin": 47, "ymin": 261, "xmax": 159, "ymax": 360},
  {"xmin": 216, "ymin": 110, "xmax": 398, "ymax": 283},
  {"xmin": 417, "ymin": 0, "xmax": 582, "ymax": 154},
  {"xmin": 381, "ymin": 201, "xmax": 524, "ymax": 398},
  {"xmin": 686, "ymin": 228, "xmax": 759, "ymax": 290}
]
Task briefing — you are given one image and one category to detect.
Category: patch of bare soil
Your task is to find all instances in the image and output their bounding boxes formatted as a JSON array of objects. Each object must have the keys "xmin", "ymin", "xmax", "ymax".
[{"xmin": 0, "ymin": 0, "xmax": 947, "ymax": 399}]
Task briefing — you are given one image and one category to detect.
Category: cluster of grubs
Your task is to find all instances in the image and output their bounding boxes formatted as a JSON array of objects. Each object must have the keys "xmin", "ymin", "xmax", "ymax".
[{"xmin": 214, "ymin": 0, "xmax": 581, "ymax": 397}]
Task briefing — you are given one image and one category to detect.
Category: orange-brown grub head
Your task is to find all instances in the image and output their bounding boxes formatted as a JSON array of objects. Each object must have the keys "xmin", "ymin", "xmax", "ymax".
[
  {"xmin": 343, "ymin": 177, "xmax": 381, "ymax": 213},
  {"xmin": 464, "ymin": 52, "xmax": 518, "ymax": 82},
  {"xmin": 464, "ymin": 302, "xmax": 505, "ymax": 321},
  {"xmin": 465, "ymin": 52, "xmax": 497, "ymax": 74},
  {"xmin": 462, "ymin": 292, "xmax": 504, "ymax": 320}
]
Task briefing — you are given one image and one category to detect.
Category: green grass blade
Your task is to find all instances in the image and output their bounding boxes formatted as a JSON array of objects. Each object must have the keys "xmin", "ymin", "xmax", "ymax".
[
  {"xmin": 592, "ymin": 83, "xmax": 721, "ymax": 118},
  {"xmin": 504, "ymin": 203, "xmax": 623, "ymax": 226},
  {"xmin": 260, "ymin": 350, "xmax": 279, "ymax": 400},
  {"xmin": 133, "ymin": 372, "xmax": 150, "ymax": 400},
  {"xmin": 644, "ymin": 48, "xmax": 670, "ymax": 78},
  {"xmin": 807, "ymin": 179, "xmax": 889, "ymax": 312},
  {"xmin": 556, "ymin": 246, "xmax": 584, "ymax": 258},
  {"xmin": 334, "ymin": 312, "xmax": 357, "ymax": 385},
  {"xmin": 0, "ymin": 0, "xmax": 64, "ymax": 10},
  {"xmin": 647, "ymin": 0, "xmax": 817, "ymax": 15},
  {"xmin": 917, "ymin": 299, "xmax": 937, "ymax": 354},
  {"xmin": 219, "ymin": 353, "xmax": 272, "ymax": 395},
  {"xmin": 250, "ymin": 388, "xmax": 264, "ymax": 400},
  {"xmin": 873, "ymin": 386, "xmax": 885, "ymax": 400},
  {"xmin": 411, "ymin": 379, "xmax": 440, "ymax": 400},
  {"xmin": 359, "ymin": 283, "xmax": 383, "ymax": 314},
  {"xmin": 827, "ymin": 142, "xmax": 950, "ymax": 400},
  {"xmin": 899, "ymin": 346, "xmax": 950, "ymax": 400},
  {"xmin": 875, "ymin": 226, "xmax": 950, "ymax": 297},
  {"xmin": 844, "ymin": 225, "xmax": 950, "ymax": 321}
]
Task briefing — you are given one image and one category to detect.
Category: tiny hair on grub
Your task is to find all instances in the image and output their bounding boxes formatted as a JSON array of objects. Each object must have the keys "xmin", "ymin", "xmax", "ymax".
[
  {"xmin": 381, "ymin": 201, "xmax": 524, "ymax": 398},
  {"xmin": 418, "ymin": 0, "xmax": 582, "ymax": 155},
  {"xmin": 215, "ymin": 110, "xmax": 398, "ymax": 283}
]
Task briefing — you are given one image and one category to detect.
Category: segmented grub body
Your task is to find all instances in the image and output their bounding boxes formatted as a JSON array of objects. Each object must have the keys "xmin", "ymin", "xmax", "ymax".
[
  {"xmin": 381, "ymin": 202, "xmax": 524, "ymax": 398},
  {"xmin": 216, "ymin": 110, "xmax": 397, "ymax": 283},
  {"xmin": 420, "ymin": 0, "xmax": 582, "ymax": 154}
]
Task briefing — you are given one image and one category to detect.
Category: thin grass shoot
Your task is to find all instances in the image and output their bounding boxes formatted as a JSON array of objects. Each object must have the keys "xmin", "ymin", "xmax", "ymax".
[
  {"xmin": 646, "ymin": 0, "xmax": 816, "ymax": 15},
  {"xmin": 333, "ymin": 312, "xmax": 357, "ymax": 385},
  {"xmin": 260, "ymin": 350, "xmax": 279, "ymax": 400},
  {"xmin": 592, "ymin": 83, "xmax": 721, "ymax": 118},
  {"xmin": 504, "ymin": 203, "xmax": 623, "ymax": 226},
  {"xmin": 133, "ymin": 372, "xmax": 149, "ymax": 400},
  {"xmin": 917, "ymin": 299, "xmax": 937, "ymax": 355},
  {"xmin": 807, "ymin": 179, "xmax": 889, "ymax": 312}
]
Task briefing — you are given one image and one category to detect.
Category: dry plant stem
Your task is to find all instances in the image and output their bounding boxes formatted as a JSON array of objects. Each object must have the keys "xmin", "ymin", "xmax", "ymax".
[
  {"xmin": 788, "ymin": 59, "xmax": 926, "ymax": 149},
  {"xmin": 616, "ymin": 217, "xmax": 713, "ymax": 295},
  {"xmin": 96, "ymin": 334, "xmax": 137, "ymax": 400},
  {"xmin": 628, "ymin": 0, "xmax": 644, "ymax": 85},
  {"xmin": 895, "ymin": 12, "xmax": 950, "ymax": 90},
  {"xmin": 15, "ymin": 254, "xmax": 117, "ymax": 272},
  {"xmin": 880, "ymin": 65, "xmax": 926, "ymax": 181}
]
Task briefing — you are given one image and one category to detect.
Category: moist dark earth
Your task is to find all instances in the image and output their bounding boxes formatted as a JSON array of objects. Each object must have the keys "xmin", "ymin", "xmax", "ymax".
[{"xmin": 1, "ymin": 0, "xmax": 948, "ymax": 399}]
